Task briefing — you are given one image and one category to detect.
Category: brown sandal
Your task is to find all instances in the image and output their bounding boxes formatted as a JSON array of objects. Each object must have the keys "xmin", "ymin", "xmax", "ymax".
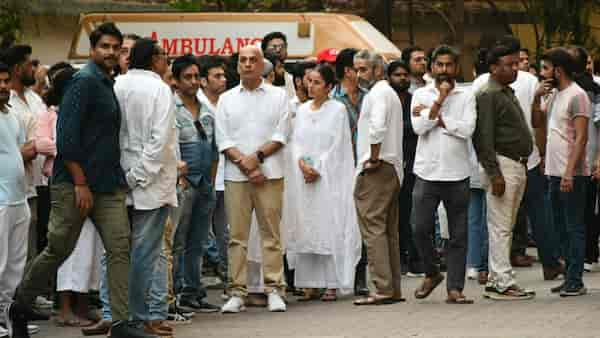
[
  {"xmin": 414, "ymin": 274, "xmax": 445, "ymax": 299},
  {"xmin": 446, "ymin": 290, "xmax": 474, "ymax": 304},
  {"xmin": 353, "ymin": 294, "xmax": 397, "ymax": 306},
  {"xmin": 297, "ymin": 288, "xmax": 320, "ymax": 302},
  {"xmin": 320, "ymin": 290, "xmax": 337, "ymax": 302}
]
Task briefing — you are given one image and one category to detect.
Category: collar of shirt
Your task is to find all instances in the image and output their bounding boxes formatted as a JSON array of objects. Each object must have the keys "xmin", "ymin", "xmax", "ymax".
[
  {"xmin": 86, "ymin": 61, "xmax": 115, "ymax": 86},
  {"xmin": 421, "ymin": 81, "xmax": 467, "ymax": 97},
  {"xmin": 486, "ymin": 77, "xmax": 514, "ymax": 94},
  {"xmin": 174, "ymin": 91, "xmax": 200, "ymax": 111},
  {"xmin": 127, "ymin": 69, "xmax": 163, "ymax": 82},
  {"xmin": 238, "ymin": 79, "xmax": 268, "ymax": 93}
]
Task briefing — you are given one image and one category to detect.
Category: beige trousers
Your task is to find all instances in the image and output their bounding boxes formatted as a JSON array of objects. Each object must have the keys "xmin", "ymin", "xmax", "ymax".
[
  {"xmin": 485, "ymin": 155, "xmax": 527, "ymax": 291},
  {"xmin": 225, "ymin": 179, "xmax": 285, "ymax": 297},
  {"xmin": 354, "ymin": 162, "xmax": 402, "ymax": 296}
]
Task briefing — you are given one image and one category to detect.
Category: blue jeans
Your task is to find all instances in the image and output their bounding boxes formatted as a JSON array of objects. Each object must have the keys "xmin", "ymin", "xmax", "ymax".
[
  {"xmin": 98, "ymin": 253, "xmax": 111, "ymax": 321},
  {"xmin": 549, "ymin": 176, "xmax": 588, "ymax": 289},
  {"xmin": 526, "ymin": 166, "xmax": 561, "ymax": 268},
  {"xmin": 467, "ymin": 188, "xmax": 488, "ymax": 272},
  {"xmin": 173, "ymin": 180, "xmax": 216, "ymax": 299},
  {"xmin": 129, "ymin": 207, "xmax": 170, "ymax": 321}
]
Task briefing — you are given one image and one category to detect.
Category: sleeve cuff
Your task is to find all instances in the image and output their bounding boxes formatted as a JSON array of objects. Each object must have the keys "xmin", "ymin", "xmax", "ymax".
[
  {"xmin": 271, "ymin": 132, "xmax": 287, "ymax": 145},
  {"xmin": 218, "ymin": 140, "xmax": 237, "ymax": 153},
  {"xmin": 125, "ymin": 170, "xmax": 137, "ymax": 189}
]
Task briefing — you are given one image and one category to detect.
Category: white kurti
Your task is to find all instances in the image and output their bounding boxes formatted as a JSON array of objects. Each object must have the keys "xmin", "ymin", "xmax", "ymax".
[
  {"xmin": 283, "ymin": 99, "xmax": 361, "ymax": 292},
  {"xmin": 56, "ymin": 219, "xmax": 103, "ymax": 293}
]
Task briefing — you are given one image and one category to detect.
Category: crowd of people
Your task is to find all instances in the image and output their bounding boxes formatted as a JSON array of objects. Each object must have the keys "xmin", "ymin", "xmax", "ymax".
[{"xmin": 0, "ymin": 20, "xmax": 599, "ymax": 338}]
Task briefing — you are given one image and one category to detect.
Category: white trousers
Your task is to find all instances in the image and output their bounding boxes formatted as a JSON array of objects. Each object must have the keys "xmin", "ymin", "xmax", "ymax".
[
  {"xmin": 0, "ymin": 203, "xmax": 31, "ymax": 309},
  {"xmin": 485, "ymin": 156, "xmax": 527, "ymax": 291}
]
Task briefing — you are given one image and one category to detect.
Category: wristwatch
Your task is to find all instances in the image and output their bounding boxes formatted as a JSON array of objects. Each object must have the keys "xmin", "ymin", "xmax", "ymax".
[{"xmin": 257, "ymin": 150, "xmax": 266, "ymax": 164}]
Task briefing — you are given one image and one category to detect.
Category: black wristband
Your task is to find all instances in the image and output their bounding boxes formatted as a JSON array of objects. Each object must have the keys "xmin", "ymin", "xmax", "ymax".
[{"xmin": 257, "ymin": 150, "xmax": 265, "ymax": 163}]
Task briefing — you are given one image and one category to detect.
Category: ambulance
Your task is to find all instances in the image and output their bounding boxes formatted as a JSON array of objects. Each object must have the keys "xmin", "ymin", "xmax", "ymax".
[{"xmin": 68, "ymin": 12, "xmax": 402, "ymax": 62}]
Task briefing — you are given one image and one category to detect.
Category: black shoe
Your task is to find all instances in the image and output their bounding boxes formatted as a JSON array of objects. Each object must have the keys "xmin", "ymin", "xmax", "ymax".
[
  {"xmin": 194, "ymin": 298, "xmax": 220, "ymax": 313},
  {"xmin": 28, "ymin": 308, "xmax": 50, "ymax": 321},
  {"xmin": 560, "ymin": 285, "xmax": 587, "ymax": 297},
  {"xmin": 168, "ymin": 304, "xmax": 194, "ymax": 320},
  {"xmin": 551, "ymin": 283, "xmax": 565, "ymax": 294},
  {"xmin": 5, "ymin": 302, "xmax": 30, "ymax": 338},
  {"xmin": 110, "ymin": 321, "xmax": 157, "ymax": 338}
]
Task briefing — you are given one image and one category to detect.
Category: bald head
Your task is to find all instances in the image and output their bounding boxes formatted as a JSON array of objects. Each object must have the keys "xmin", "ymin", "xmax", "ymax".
[{"xmin": 238, "ymin": 45, "xmax": 264, "ymax": 82}]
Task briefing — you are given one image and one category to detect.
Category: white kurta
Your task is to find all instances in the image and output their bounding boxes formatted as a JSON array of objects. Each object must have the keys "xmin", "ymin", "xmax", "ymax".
[
  {"xmin": 283, "ymin": 99, "xmax": 361, "ymax": 292},
  {"xmin": 56, "ymin": 219, "xmax": 103, "ymax": 293}
]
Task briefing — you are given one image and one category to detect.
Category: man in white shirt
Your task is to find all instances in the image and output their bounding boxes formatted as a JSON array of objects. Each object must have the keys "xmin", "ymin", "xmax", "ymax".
[
  {"xmin": 352, "ymin": 50, "xmax": 404, "ymax": 305},
  {"xmin": 115, "ymin": 38, "xmax": 178, "ymax": 336},
  {"xmin": 3, "ymin": 45, "xmax": 46, "ymax": 268},
  {"xmin": 261, "ymin": 32, "xmax": 296, "ymax": 100},
  {"xmin": 0, "ymin": 62, "xmax": 32, "ymax": 338},
  {"xmin": 196, "ymin": 55, "xmax": 229, "ymax": 282},
  {"xmin": 216, "ymin": 45, "xmax": 290, "ymax": 313},
  {"xmin": 410, "ymin": 45, "xmax": 476, "ymax": 304}
]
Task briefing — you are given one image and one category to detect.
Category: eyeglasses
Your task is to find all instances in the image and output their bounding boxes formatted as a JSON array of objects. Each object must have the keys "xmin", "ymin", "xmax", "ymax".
[{"xmin": 267, "ymin": 43, "xmax": 287, "ymax": 51}]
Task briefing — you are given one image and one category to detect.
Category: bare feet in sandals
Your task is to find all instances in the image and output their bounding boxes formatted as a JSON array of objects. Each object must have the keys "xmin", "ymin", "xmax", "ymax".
[
  {"xmin": 321, "ymin": 289, "xmax": 337, "ymax": 302},
  {"xmin": 414, "ymin": 273, "xmax": 444, "ymax": 299},
  {"xmin": 446, "ymin": 290, "xmax": 474, "ymax": 304}
]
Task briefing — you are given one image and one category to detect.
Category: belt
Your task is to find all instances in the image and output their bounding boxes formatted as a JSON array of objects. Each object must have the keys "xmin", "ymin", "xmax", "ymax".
[{"xmin": 500, "ymin": 153, "xmax": 528, "ymax": 166}]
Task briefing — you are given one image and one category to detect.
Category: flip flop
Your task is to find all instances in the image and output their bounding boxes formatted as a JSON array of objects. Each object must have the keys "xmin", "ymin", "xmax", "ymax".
[
  {"xmin": 54, "ymin": 317, "xmax": 80, "ymax": 327},
  {"xmin": 445, "ymin": 296, "xmax": 474, "ymax": 304},
  {"xmin": 353, "ymin": 294, "xmax": 395, "ymax": 306},
  {"xmin": 414, "ymin": 274, "xmax": 445, "ymax": 299},
  {"xmin": 320, "ymin": 291, "xmax": 338, "ymax": 302},
  {"xmin": 297, "ymin": 289, "xmax": 320, "ymax": 302}
]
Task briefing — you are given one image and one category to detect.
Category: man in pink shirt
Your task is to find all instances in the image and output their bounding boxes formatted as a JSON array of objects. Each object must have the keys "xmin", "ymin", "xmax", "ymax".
[{"xmin": 534, "ymin": 47, "xmax": 591, "ymax": 297}]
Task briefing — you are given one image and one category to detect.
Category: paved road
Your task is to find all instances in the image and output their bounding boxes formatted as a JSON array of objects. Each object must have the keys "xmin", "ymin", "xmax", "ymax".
[{"xmin": 38, "ymin": 255, "xmax": 600, "ymax": 338}]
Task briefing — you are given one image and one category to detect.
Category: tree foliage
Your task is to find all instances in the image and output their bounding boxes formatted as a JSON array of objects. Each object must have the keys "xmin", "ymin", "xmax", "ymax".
[{"xmin": 0, "ymin": 0, "xmax": 27, "ymax": 44}]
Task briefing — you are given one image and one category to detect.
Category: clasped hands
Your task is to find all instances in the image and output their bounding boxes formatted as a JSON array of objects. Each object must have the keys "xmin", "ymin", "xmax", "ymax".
[{"xmin": 234, "ymin": 153, "xmax": 266, "ymax": 184}]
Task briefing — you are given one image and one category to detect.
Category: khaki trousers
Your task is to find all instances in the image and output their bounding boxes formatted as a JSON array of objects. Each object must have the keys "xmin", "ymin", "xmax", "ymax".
[
  {"xmin": 354, "ymin": 162, "xmax": 402, "ymax": 296},
  {"xmin": 225, "ymin": 179, "xmax": 285, "ymax": 297},
  {"xmin": 16, "ymin": 183, "xmax": 131, "ymax": 321},
  {"xmin": 485, "ymin": 155, "xmax": 527, "ymax": 291},
  {"xmin": 162, "ymin": 217, "xmax": 177, "ymax": 306}
]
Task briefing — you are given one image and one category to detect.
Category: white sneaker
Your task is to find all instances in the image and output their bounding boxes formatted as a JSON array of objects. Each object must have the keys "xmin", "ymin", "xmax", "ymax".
[
  {"xmin": 0, "ymin": 324, "xmax": 8, "ymax": 338},
  {"xmin": 34, "ymin": 296, "xmax": 53, "ymax": 309},
  {"xmin": 267, "ymin": 290, "xmax": 286, "ymax": 312},
  {"xmin": 467, "ymin": 268, "xmax": 478, "ymax": 280},
  {"xmin": 28, "ymin": 324, "xmax": 40, "ymax": 335},
  {"xmin": 584, "ymin": 262, "xmax": 600, "ymax": 272},
  {"xmin": 221, "ymin": 296, "xmax": 246, "ymax": 314}
]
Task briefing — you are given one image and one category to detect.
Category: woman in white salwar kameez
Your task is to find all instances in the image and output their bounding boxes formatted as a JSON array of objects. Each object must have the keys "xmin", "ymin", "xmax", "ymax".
[{"xmin": 283, "ymin": 65, "xmax": 361, "ymax": 301}]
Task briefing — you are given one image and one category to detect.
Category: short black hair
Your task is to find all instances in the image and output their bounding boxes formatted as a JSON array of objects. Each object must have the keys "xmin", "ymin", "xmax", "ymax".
[
  {"xmin": 494, "ymin": 35, "xmax": 521, "ymax": 52},
  {"xmin": 401, "ymin": 45, "xmax": 424, "ymax": 65},
  {"xmin": 313, "ymin": 64, "xmax": 336, "ymax": 88},
  {"xmin": 172, "ymin": 55, "xmax": 199, "ymax": 80},
  {"xmin": 335, "ymin": 48, "xmax": 358, "ymax": 80},
  {"xmin": 46, "ymin": 67, "xmax": 77, "ymax": 107},
  {"xmin": 0, "ymin": 44, "xmax": 32, "ymax": 69},
  {"xmin": 199, "ymin": 55, "xmax": 225, "ymax": 79},
  {"xmin": 291, "ymin": 61, "xmax": 317, "ymax": 81},
  {"xmin": 487, "ymin": 44, "xmax": 519, "ymax": 66},
  {"xmin": 129, "ymin": 38, "xmax": 160, "ymax": 71},
  {"xmin": 47, "ymin": 62, "xmax": 74, "ymax": 83},
  {"xmin": 567, "ymin": 45, "xmax": 589, "ymax": 75},
  {"xmin": 0, "ymin": 62, "xmax": 10, "ymax": 77},
  {"xmin": 261, "ymin": 32, "xmax": 287, "ymax": 52},
  {"xmin": 89, "ymin": 22, "xmax": 123, "ymax": 48},
  {"xmin": 431, "ymin": 44, "xmax": 459, "ymax": 64},
  {"xmin": 474, "ymin": 48, "xmax": 489, "ymax": 76},
  {"xmin": 387, "ymin": 60, "xmax": 410, "ymax": 78},
  {"xmin": 520, "ymin": 48, "xmax": 530, "ymax": 56},
  {"xmin": 542, "ymin": 47, "xmax": 576, "ymax": 79},
  {"xmin": 123, "ymin": 33, "xmax": 141, "ymax": 42}
]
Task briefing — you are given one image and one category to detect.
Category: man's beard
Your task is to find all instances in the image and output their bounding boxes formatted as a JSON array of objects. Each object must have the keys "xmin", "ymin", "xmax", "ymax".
[
  {"xmin": 434, "ymin": 73, "xmax": 453, "ymax": 83},
  {"xmin": 391, "ymin": 81, "xmax": 409, "ymax": 93},
  {"xmin": 22, "ymin": 75, "xmax": 35, "ymax": 87},
  {"xmin": 273, "ymin": 72, "xmax": 285, "ymax": 87}
]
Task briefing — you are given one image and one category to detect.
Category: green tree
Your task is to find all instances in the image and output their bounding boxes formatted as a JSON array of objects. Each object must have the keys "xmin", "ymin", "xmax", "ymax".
[{"xmin": 0, "ymin": 0, "xmax": 27, "ymax": 44}]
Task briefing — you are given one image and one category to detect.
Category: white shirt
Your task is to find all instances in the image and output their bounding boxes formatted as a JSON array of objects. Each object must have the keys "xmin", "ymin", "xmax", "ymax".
[
  {"xmin": 356, "ymin": 80, "xmax": 404, "ymax": 182},
  {"xmin": 411, "ymin": 83, "xmax": 477, "ymax": 181},
  {"xmin": 198, "ymin": 89, "xmax": 225, "ymax": 191},
  {"xmin": 472, "ymin": 71, "xmax": 541, "ymax": 169},
  {"xmin": 115, "ymin": 69, "xmax": 178, "ymax": 210},
  {"xmin": 215, "ymin": 81, "xmax": 291, "ymax": 182},
  {"xmin": 9, "ymin": 89, "xmax": 48, "ymax": 197}
]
